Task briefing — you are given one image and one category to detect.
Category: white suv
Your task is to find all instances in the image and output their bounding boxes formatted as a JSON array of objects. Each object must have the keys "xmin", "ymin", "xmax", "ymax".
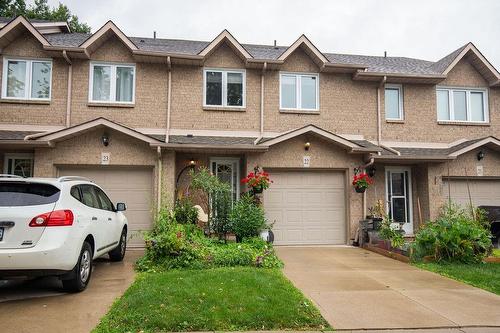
[{"xmin": 0, "ymin": 175, "xmax": 128, "ymax": 292}]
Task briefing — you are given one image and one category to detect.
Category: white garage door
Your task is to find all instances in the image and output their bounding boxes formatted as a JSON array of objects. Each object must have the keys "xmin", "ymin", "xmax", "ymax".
[
  {"xmin": 443, "ymin": 179, "xmax": 500, "ymax": 207},
  {"xmin": 263, "ymin": 171, "xmax": 346, "ymax": 245},
  {"xmin": 58, "ymin": 166, "xmax": 153, "ymax": 247}
]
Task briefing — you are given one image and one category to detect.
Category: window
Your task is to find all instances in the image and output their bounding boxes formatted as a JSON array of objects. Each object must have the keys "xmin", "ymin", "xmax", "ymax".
[
  {"xmin": 279, "ymin": 73, "xmax": 319, "ymax": 111},
  {"xmin": 89, "ymin": 62, "xmax": 135, "ymax": 103},
  {"xmin": 210, "ymin": 158, "xmax": 240, "ymax": 204},
  {"xmin": 436, "ymin": 87, "xmax": 488, "ymax": 123},
  {"xmin": 1, "ymin": 58, "xmax": 52, "ymax": 100},
  {"xmin": 385, "ymin": 84, "xmax": 403, "ymax": 120},
  {"xmin": 204, "ymin": 69, "xmax": 245, "ymax": 107},
  {"xmin": 70, "ymin": 186, "xmax": 82, "ymax": 202},
  {"xmin": 0, "ymin": 182, "xmax": 60, "ymax": 207},
  {"xmin": 80, "ymin": 184, "xmax": 100, "ymax": 209},
  {"xmin": 3, "ymin": 154, "xmax": 33, "ymax": 177},
  {"xmin": 94, "ymin": 187, "xmax": 114, "ymax": 211}
]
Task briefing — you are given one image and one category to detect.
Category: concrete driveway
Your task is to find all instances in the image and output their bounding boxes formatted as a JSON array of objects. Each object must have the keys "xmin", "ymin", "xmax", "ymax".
[
  {"xmin": 276, "ymin": 246, "xmax": 500, "ymax": 331},
  {"xmin": 0, "ymin": 249, "xmax": 141, "ymax": 333}
]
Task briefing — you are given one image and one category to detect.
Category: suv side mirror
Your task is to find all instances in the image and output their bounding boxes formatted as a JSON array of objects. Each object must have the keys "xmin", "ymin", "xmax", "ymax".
[{"xmin": 116, "ymin": 202, "xmax": 127, "ymax": 211}]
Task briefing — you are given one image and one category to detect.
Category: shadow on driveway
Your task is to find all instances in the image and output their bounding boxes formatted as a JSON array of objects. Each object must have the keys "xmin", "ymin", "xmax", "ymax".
[{"xmin": 0, "ymin": 249, "xmax": 142, "ymax": 333}]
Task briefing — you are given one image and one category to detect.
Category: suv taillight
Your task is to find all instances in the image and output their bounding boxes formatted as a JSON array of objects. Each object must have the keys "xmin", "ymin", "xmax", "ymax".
[{"xmin": 29, "ymin": 210, "xmax": 74, "ymax": 227}]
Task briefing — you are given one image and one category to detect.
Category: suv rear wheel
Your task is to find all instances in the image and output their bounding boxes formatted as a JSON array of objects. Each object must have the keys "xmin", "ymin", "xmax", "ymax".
[
  {"xmin": 62, "ymin": 241, "xmax": 93, "ymax": 292},
  {"xmin": 109, "ymin": 228, "xmax": 127, "ymax": 262}
]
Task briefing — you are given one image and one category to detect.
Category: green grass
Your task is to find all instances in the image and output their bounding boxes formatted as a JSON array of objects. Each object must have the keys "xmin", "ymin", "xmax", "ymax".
[
  {"xmin": 492, "ymin": 249, "xmax": 500, "ymax": 258},
  {"xmin": 93, "ymin": 267, "xmax": 329, "ymax": 332},
  {"xmin": 415, "ymin": 262, "xmax": 500, "ymax": 295}
]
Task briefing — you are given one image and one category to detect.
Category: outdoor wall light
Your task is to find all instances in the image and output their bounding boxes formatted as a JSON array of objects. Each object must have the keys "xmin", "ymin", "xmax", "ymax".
[
  {"xmin": 477, "ymin": 150, "xmax": 485, "ymax": 161},
  {"xmin": 102, "ymin": 133, "xmax": 110, "ymax": 147},
  {"xmin": 189, "ymin": 159, "xmax": 196, "ymax": 167},
  {"xmin": 304, "ymin": 142, "xmax": 311, "ymax": 151},
  {"xmin": 367, "ymin": 166, "xmax": 376, "ymax": 177}
]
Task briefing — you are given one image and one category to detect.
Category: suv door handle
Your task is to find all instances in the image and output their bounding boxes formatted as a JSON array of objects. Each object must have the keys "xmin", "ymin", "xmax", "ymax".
[
  {"xmin": 92, "ymin": 216, "xmax": 98, "ymax": 221},
  {"xmin": 108, "ymin": 217, "xmax": 112, "ymax": 221}
]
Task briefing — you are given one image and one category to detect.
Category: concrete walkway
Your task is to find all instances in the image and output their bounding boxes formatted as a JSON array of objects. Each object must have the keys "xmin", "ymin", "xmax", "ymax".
[
  {"xmin": 0, "ymin": 249, "xmax": 142, "ymax": 333},
  {"xmin": 276, "ymin": 246, "xmax": 500, "ymax": 331}
]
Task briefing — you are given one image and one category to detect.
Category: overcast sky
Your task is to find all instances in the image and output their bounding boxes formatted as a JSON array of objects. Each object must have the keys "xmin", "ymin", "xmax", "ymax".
[{"xmin": 46, "ymin": 0, "xmax": 500, "ymax": 68}]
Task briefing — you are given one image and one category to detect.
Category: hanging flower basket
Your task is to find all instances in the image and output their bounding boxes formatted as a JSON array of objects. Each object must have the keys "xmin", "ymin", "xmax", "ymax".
[
  {"xmin": 241, "ymin": 167, "xmax": 272, "ymax": 195},
  {"xmin": 352, "ymin": 170, "xmax": 373, "ymax": 193}
]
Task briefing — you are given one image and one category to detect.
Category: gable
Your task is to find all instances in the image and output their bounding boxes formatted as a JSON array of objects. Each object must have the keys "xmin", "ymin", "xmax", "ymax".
[
  {"xmin": 90, "ymin": 35, "xmax": 135, "ymax": 63},
  {"xmin": 198, "ymin": 30, "xmax": 252, "ymax": 62},
  {"xmin": 280, "ymin": 47, "xmax": 321, "ymax": 72},
  {"xmin": 80, "ymin": 21, "xmax": 137, "ymax": 56},
  {"xmin": 203, "ymin": 41, "xmax": 245, "ymax": 68},
  {"xmin": 0, "ymin": 16, "xmax": 50, "ymax": 51},
  {"xmin": 441, "ymin": 57, "xmax": 489, "ymax": 87},
  {"xmin": 2, "ymin": 31, "xmax": 49, "ymax": 58}
]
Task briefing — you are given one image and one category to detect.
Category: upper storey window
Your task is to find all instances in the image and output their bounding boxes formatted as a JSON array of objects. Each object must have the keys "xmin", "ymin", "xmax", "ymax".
[
  {"xmin": 437, "ymin": 87, "xmax": 488, "ymax": 123},
  {"xmin": 1, "ymin": 58, "xmax": 52, "ymax": 101},
  {"xmin": 89, "ymin": 62, "xmax": 135, "ymax": 104},
  {"xmin": 280, "ymin": 73, "xmax": 319, "ymax": 111},
  {"xmin": 385, "ymin": 84, "xmax": 403, "ymax": 120},
  {"xmin": 204, "ymin": 69, "xmax": 245, "ymax": 108}
]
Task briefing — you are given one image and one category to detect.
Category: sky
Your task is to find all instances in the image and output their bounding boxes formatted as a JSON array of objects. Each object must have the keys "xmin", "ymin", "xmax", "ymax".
[{"xmin": 45, "ymin": 0, "xmax": 500, "ymax": 68}]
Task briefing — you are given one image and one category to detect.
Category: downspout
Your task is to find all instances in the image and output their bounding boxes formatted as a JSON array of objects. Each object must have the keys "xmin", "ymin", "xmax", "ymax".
[
  {"xmin": 157, "ymin": 146, "xmax": 162, "ymax": 212},
  {"xmin": 165, "ymin": 56, "xmax": 172, "ymax": 143},
  {"xmin": 376, "ymin": 75, "xmax": 387, "ymax": 146},
  {"xmin": 254, "ymin": 62, "xmax": 267, "ymax": 145},
  {"xmin": 62, "ymin": 50, "xmax": 72, "ymax": 127}
]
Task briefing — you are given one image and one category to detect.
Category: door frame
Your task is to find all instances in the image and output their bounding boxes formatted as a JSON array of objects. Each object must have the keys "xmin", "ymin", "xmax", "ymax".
[
  {"xmin": 385, "ymin": 166, "xmax": 413, "ymax": 234},
  {"xmin": 209, "ymin": 157, "xmax": 241, "ymax": 201}
]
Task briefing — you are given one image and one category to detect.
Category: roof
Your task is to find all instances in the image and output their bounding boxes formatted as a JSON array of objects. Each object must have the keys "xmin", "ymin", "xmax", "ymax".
[
  {"xmin": 0, "ymin": 130, "xmax": 41, "ymax": 140},
  {"xmin": 169, "ymin": 135, "xmax": 256, "ymax": 145},
  {"xmin": 376, "ymin": 137, "xmax": 500, "ymax": 161},
  {"xmin": 1, "ymin": 16, "xmax": 498, "ymax": 83}
]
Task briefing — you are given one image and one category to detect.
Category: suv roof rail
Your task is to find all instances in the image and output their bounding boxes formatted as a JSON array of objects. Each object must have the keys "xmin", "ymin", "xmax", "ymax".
[
  {"xmin": 57, "ymin": 176, "xmax": 93, "ymax": 183},
  {"xmin": 0, "ymin": 174, "xmax": 24, "ymax": 178}
]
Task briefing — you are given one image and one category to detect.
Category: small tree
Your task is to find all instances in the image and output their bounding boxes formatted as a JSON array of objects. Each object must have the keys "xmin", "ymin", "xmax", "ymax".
[{"xmin": 190, "ymin": 167, "xmax": 232, "ymax": 241}]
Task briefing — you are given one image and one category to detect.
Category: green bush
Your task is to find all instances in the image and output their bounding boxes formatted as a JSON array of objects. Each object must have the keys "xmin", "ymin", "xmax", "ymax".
[
  {"xmin": 379, "ymin": 217, "xmax": 405, "ymax": 248},
  {"xmin": 137, "ymin": 209, "xmax": 282, "ymax": 271},
  {"xmin": 230, "ymin": 194, "xmax": 266, "ymax": 242},
  {"xmin": 411, "ymin": 204, "xmax": 492, "ymax": 263},
  {"xmin": 173, "ymin": 198, "xmax": 199, "ymax": 224}
]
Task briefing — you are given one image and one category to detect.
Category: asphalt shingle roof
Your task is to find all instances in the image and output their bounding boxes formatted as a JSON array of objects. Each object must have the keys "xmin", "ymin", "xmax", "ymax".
[
  {"xmin": 169, "ymin": 135, "xmax": 256, "ymax": 145},
  {"xmin": 380, "ymin": 138, "xmax": 488, "ymax": 158},
  {"xmin": 0, "ymin": 130, "xmax": 41, "ymax": 140}
]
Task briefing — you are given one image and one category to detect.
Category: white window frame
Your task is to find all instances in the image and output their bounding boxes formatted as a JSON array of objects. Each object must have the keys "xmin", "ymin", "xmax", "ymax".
[
  {"xmin": 203, "ymin": 68, "xmax": 246, "ymax": 108},
  {"xmin": 88, "ymin": 62, "xmax": 136, "ymax": 104},
  {"xmin": 384, "ymin": 84, "xmax": 404, "ymax": 120},
  {"xmin": 436, "ymin": 86, "xmax": 489, "ymax": 123},
  {"xmin": 1, "ymin": 57, "xmax": 53, "ymax": 101},
  {"xmin": 279, "ymin": 72, "xmax": 319, "ymax": 111},
  {"xmin": 3, "ymin": 153, "xmax": 34, "ymax": 177}
]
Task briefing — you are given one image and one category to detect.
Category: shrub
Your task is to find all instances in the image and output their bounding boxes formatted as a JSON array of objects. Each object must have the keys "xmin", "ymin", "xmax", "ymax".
[
  {"xmin": 379, "ymin": 217, "xmax": 405, "ymax": 248},
  {"xmin": 173, "ymin": 198, "xmax": 199, "ymax": 224},
  {"xmin": 411, "ymin": 204, "xmax": 492, "ymax": 263},
  {"xmin": 137, "ymin": 208, "xmax": 282, "ymax": 271},
  {"xmin": 230, "ymin": 194, "xmax": 266, "ymax": 242}
]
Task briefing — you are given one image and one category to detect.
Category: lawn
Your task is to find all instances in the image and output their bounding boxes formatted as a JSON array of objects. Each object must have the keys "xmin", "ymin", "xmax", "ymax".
[
  {"xmin": 93, "ymin": 267, "xmax": 329, "ymax": 333},
  {"xmin": 415, "ymin": 262, "xmax": 500, "ymax": 295}
]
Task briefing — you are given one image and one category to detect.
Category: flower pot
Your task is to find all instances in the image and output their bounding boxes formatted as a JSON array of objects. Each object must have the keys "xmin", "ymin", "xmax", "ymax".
[
  {"xmin": 252, "ymin": 186, "xmax": 263, "ymax": 194},
  {"xmin": 355, "ymin": 186, "xmax": 366, "ymax": 193},
  {"xmin": 260, "ymin": 229, "xmax": 274, "ymax": 243}
]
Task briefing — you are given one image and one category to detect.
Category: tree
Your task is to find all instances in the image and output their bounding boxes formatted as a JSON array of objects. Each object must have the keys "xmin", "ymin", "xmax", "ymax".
[{"xmin": 0, "ymin": 0, "xmax": 90, "ymax": 33}]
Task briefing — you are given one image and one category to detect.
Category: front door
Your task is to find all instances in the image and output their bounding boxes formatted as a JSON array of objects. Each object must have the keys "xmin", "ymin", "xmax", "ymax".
[
  {"xmin": 210, "ymin": 158, "xmax": 240, "ymax": 203},
  {"xmin": 386, "ymin": 167, "xmax": 413, "ymax": 234}
]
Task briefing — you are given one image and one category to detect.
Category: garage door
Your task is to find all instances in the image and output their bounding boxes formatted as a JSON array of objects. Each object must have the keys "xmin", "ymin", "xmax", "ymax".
[
  {"xmin": 263, "ymin": 171, "xmax": 346, "ymax": 245},
  {"xmin": 443, "ymin": 179, "xmax": 500, "ymax": 206},
  {"xmin": 58, "ymin": 166, "xmax": 153, "ymax": 247}
]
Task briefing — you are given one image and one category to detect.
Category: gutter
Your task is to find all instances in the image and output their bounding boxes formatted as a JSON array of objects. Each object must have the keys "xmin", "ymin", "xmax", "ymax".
[
  {"xmin": 254, "ymin": 62, "xmax": 267, "ymax": 145},
  {"xmin": 165, "ymin": 56, "xmax": 172, "ymax": 143},
  {"xmin": 377, "ymin": 76, "xmax": 387, "ymax": 146},
  {"xmin": 152, "ymin": 143, "xmax": 269, "ymax": 152},
  {"xmin": 62, "ymin": 50, "xmax": 72, "ymax": 127}
]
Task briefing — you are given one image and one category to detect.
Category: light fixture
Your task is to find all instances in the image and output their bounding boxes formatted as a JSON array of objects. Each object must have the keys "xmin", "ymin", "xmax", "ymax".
[
  {"xmin": 304, "ymin": 142, "xmax": 311, "ymax": 151},
  {"xmin": 367, "ymin": 166, "xmax": 376, "ymax": 177},
  {"xmin": 102, "ymin": 133, "xmax": 109, "ymax": 147},
  {"xmin": 477, "ymin": 150, "xmax": 484, "ymax": 161},
  {"xmin": 189, "ymin": 159, "xmax": 196, "ymax": 167}
]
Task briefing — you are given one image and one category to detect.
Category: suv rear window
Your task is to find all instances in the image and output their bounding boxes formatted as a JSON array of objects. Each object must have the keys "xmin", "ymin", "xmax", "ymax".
[{"xmin": 0, "ymin": 182, "xmax": 60, "ymax": 206}]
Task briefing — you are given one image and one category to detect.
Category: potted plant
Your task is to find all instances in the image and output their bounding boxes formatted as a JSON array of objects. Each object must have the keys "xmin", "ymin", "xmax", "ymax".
[
  {"xmin": 352, "ymin": 169, "xmax": 374, "ymax": 193},
  {"xmin": 241, "ymin": 167, "xmax": 272, "ymax": 195},
  {"xmin": 368, "ymin": 199, "xmax": 385, "ymax": 230}
]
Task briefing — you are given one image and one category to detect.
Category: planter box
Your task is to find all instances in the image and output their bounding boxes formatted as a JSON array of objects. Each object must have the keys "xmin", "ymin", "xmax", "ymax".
[{"xmin": 363, "ymin": 243, "xmax": 410, "ymax": 263}]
